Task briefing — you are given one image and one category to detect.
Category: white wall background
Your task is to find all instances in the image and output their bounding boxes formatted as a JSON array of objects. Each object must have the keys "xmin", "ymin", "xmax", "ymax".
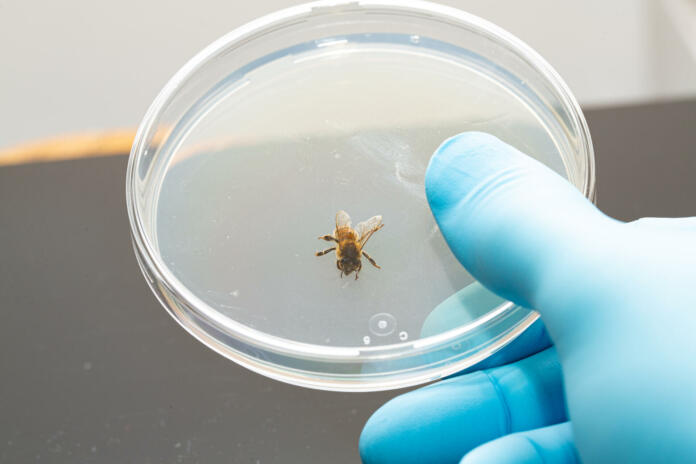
[{"xmin": 1, "ymin": 0, "xmax": 695, "ymax": 149}]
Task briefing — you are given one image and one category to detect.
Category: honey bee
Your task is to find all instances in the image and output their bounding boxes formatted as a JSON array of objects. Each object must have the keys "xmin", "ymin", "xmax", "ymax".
[{"xmin": 315, "ymin": 210, "xmax": 384, "ymax": 279}]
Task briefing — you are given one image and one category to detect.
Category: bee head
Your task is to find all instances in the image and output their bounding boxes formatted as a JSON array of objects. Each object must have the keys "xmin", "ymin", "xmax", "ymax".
[{"xmin": 337, "ymin": 257, "xmax": 360, "ymax": 275}]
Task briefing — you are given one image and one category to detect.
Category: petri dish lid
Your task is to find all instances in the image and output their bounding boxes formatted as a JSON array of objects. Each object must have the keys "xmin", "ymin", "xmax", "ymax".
[{"xmin": 126, "ymin": 0, "xmax": 595, "ymax": 392}]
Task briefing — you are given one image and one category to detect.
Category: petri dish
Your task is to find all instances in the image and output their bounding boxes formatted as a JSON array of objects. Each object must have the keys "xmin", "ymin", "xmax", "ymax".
[{"xmin": 126, "ymin": 0, "xmax": 595, "ymax": 392}]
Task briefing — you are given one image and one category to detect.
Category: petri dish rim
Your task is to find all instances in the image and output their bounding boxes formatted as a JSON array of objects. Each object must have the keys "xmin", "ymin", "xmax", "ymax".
[{"xmin": 126, "ymin": 0, "xmax": 595, "ymax": 389}]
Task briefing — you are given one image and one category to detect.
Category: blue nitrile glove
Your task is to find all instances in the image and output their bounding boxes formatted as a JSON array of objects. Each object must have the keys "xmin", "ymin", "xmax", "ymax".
[{"xmin": 359, "ymin": 132, "xmax": 696, "ymax": 463}]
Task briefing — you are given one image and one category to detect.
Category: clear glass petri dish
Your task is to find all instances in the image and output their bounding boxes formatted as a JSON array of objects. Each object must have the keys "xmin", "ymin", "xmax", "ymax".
[{"xmin": 126, "ymin": 0, "xmax": 595, "ymax": 392}]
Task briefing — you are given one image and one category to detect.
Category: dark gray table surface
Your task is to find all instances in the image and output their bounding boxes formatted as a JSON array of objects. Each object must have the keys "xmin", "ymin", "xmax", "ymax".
[{"xmin": 1, "ymin": 100, "xmax": 695, "ymax": 463}]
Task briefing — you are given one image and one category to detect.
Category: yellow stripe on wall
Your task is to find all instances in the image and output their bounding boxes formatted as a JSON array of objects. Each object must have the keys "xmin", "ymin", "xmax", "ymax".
[{"xmin": 0, "ymin": 130, "xmax": 138, "ymax": 167}]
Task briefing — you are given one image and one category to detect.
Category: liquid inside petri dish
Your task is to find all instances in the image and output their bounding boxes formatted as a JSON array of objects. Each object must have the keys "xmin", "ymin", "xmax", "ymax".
[{"xmin": 155, "ymin": 34, "xmax": 566, "ymax": 347}]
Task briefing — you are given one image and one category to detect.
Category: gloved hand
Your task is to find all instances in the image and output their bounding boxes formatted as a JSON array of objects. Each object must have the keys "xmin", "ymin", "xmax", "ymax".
[{"xmin": 359, "ymin": 132, "xmax": 696, "ymax": 463}]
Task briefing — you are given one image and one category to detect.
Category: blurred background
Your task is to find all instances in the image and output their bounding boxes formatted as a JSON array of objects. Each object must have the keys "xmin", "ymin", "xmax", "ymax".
[{"xmin": 2, "ymin": 0, "xmax": 696, "ymax": 151}]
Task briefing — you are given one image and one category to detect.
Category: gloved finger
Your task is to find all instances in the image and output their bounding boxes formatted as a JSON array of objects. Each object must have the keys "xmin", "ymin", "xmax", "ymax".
[
  {"xmin": 359, "ymin": 347, "xmax": 565, "ymax": 464},
  {"xmin": 425, "ymin": 132, "xmax": 617, "ymax": 343},
  {"xmin": 461, "ymin": 422, "xmax": 578, "ymax": 464},
  {"xmin": 630, "ymin": 216, "xmax": 696, "ymax": 232},
  {"xmin": 421, "ymin": 282, "xmax": 552, "ymax": 375},
  {"xmin": 455, "ymin": 316, "xmax": 552, "ymax": 374}
]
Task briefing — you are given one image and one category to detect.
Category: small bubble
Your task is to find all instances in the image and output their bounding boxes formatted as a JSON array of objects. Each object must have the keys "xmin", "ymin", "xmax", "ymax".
[
  {"xmin": 229, "ymin": 290, "xmax": 240, "ymax": 298},
  {"xmin": 399, "ymin": 331, "xmax": 408, "ymax": 341},
  {"xmin": 368, "ymin": 313, "xmax": 396, "ymax": 336},
  {"xmin": 174, "ymin": 442, "xmax": 181, "ymax": 448},
  {"xmin": 83, "ymin": 361, "xmax": 92, "ymax": 371},
  {"xmin": 363, "ymin": 336, "xmax": 371, "ymax": 345},
  {"xmin": 452, "ymin": 343, "xmax": 462, "ymax": 351},
  {"xmin": 225, "ymin": 234, "xmax": 231, "ymax": 239},
  {"xmin": 334, "ymin": 152, "xmax": 341, "ymax": 159},
  {"xmin": 409, "ymin": 34, "xmax": 421, "ymax": 44}
]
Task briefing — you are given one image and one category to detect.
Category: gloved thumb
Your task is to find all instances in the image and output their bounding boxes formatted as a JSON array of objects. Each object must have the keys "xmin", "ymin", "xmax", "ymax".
[{"xmin": 426, "ymin": 132, "xmax": 615, "ymax": 342}]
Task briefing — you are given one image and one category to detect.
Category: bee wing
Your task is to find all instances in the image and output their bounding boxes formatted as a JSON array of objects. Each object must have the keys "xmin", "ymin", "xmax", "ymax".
[
  {"xmin": 336, "ymin": 210, "xmax": 352, "ymax": 229},
  {"xmin": 356, "ymin": 215, "xmax": 383, "ymax": 245}
]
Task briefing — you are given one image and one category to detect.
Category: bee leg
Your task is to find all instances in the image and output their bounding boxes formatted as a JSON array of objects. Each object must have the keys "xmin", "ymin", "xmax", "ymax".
[
  {"xmin": 362, "ymin": 251, "xmax": 381, "ymax": 269},
  {"xmin": 315, "ymin": 247, "xmax": 335, "ymax": 257},
  {"xmin": 318, "ymin": 235, "xmax": 338, "ymax": 242}
]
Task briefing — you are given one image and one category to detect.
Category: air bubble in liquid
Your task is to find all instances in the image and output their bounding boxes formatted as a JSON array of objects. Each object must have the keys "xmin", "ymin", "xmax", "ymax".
[
  {"xmin": 368, "ymin": 313, "xmax": 397, "ymax": 336},
  {"xmin": 399, "ymin": 331, "xmax": 408, "ymax": 341}
]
